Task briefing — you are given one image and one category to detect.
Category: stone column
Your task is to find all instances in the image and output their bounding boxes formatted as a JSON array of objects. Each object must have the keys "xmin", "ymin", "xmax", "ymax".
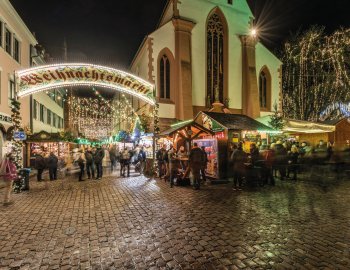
[
  {"xmin": 240, "ymin": 35, "xmax": 260, "ymax": 119},
  {"xmin": 172, "ymin": 18, "xmax": 195, "ymax": 120}
]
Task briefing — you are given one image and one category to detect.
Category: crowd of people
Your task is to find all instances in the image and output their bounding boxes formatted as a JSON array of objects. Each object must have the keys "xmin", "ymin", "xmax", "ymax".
[
  {"xmin": 229, "ymin": 139, "xmax": 350, "ymax": 190},
  {"xmin": 33, "ymin": 144, "xmax": 148, "ymax": 182},
  {"xmin": 156, "ymin": 143, "xmax": 208, "ymax": 190},
  {"xmin": 156, "ymin": 139, "xmax": 350, "ymax": 191}
]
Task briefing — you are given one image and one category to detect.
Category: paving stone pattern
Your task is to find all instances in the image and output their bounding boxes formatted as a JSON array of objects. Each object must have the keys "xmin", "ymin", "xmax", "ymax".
[{"xmin": 1, "ymin": 173, "xmax": 350, "ymax": 269}]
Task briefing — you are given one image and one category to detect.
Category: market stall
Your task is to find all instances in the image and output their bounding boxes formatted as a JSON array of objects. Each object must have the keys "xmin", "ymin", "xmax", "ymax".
[
  {"xmin": 194, "ymin": 111, "xmax": 274, "ymax": 179},
  {"xmin": 256, "ymin": 116, "xmax": 336, "ymax": 146},
  {"xmin": 26, "ymin": 131, "xmax": 73, "ymax": 168}
]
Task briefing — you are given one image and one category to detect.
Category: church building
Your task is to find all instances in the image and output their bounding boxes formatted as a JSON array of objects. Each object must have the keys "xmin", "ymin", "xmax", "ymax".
[{"xmin": 130, "ymin": 0, "xmax": 282, "ymax": 129}]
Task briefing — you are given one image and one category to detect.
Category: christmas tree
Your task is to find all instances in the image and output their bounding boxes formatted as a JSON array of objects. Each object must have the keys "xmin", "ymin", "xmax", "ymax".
[{"xmin": 269, "ymin": 102, "xmax": 284, "ymax": 130}]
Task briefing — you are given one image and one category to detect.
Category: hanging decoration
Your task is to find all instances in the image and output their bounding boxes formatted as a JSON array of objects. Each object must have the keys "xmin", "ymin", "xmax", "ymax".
[
  {"xmin": 282, "ymin": 26, "xmax": 350, "ymax": 121},
  {"xmin": 320, "ymin": 102, "xmax": 350, "ymax": 121}
]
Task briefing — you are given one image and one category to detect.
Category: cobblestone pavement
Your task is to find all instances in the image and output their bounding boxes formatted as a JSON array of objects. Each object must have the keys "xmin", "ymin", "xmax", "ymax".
[{"xmin": 1, "ymin": 171, "xmax": 350, "ymax": 270}]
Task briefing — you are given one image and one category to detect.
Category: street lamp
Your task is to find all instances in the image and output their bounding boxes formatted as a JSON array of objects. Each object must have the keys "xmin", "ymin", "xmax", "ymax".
[{"xmin": 250, "ymin": 28, "xmax": 258, "ymax": 38}]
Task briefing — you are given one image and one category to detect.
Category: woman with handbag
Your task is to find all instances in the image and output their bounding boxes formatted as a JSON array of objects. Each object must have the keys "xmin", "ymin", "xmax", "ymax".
[{"xmin": 0, "ymin": 153, "xmax": 18, "ymax": 206}]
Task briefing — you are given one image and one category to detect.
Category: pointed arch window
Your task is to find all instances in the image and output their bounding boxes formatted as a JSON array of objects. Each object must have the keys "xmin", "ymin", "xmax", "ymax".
[
  {"xmin": 259, "ymin": 67, "xmax": 271, "ymax": 110},
  {"xmin": 259, "ymin": 71, "xmax": 267, "ymax": 108},
  {"xmin": 159, "ymin": 55, "xmax": 171, "ymax": 99},
  {"xmin": 207, "ymin": 12, "xmax": 225, "ymax": 105}
]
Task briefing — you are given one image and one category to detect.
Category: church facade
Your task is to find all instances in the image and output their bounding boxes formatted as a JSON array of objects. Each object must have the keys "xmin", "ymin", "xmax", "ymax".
[{"xmin": 131, "ymin": 0, "xmax": 282, "ymax": 128}]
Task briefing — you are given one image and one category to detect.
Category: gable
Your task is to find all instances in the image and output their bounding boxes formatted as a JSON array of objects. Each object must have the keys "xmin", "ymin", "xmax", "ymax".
[{"xmin": 158, "ymin": 0, "xmax": 174, "ymax": 28}]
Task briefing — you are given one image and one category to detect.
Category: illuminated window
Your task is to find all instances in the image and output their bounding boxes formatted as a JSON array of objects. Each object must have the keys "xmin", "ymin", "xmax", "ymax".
[
  {"xmin": 159, "ymin": 55, "xmax": 171, "ymax": 99},
  {"xmin": 207, "ymin": 12, "xmax": 225, "ymax": 104}
]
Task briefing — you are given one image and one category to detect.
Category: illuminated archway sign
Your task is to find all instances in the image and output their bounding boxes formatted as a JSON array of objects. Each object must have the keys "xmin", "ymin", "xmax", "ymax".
[{"xmin": 16, "ymin": 63, "xmax": 155, "ymax": 105}]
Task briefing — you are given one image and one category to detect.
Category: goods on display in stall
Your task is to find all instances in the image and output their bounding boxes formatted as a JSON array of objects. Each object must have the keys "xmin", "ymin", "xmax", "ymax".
[
  {"xmin": 29, "ymin": 142, "xmax": 70, "ymax": 167},
  {"xmin": 193, "ymin": 138, "xmax": 218, "ymax": 179}
]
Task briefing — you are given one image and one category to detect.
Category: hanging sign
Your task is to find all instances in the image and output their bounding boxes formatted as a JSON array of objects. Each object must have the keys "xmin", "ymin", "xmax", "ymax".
[
  {"xmin": 14, "ymin": 131, "xmax": 26, "ymax": 141},
  {"xmin": 16, "ymin": 63, "xmax": 155, "ymax": 105}
]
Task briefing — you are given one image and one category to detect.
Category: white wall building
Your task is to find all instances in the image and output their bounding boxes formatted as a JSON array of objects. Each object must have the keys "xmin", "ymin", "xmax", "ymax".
[
  {"xmin": 0, "ymin": 0, "xmax": 64, "ymax": 157},
  {"xmin": 131, "ymin": 0, "xmax": 282, "ymax": 129}
]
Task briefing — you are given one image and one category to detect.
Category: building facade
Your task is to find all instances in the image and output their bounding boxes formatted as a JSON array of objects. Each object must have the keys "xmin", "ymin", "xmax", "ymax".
[
  {"xmin": 0, "ymin": 0, "xmax": 64, "ymax": 157},
  {"xmin": 131, "ymin": 0, "xmax": 282, "ymax": 129}
]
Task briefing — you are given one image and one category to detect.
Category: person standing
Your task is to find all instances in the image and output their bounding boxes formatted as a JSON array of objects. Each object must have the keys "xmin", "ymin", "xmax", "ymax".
[
  {"xmin": 47, "ymin": 152, "xmax": 58, "ymax": 181},
  {"xmin": 1, "ymin": 154, "xmax": 17, "ymax": 206},
  {"xmin": 177, "ymin": 146, "xmax": 188, "ymax": 171},
  {"xmin": 168, "ymin": 145, "xmax": 177, "ymax": 188},
  {"xmin": 156, "ymin": 145, "xmax": 167, "ymax": 178},
  {"xmin": 85, "ymin": 147, "xmax": 95, "ymax": 179},
  {"xmin": 94, "ymin": 145, "xmax": 105, "ymax": 180},
  {"xmin": 200, "ymin": 146, "xmax": 208, "ymax": 183},
  {"xmin": 231, "ymin": 143, "xmax": 247, "ymax": 191},
  {"xmin": 287, "ymin": 145, "xmax": 299, "ymax": 180},
  {"xmin": 35, "ymin": 151, "xmax": 46, "ymax": 182},
  {"xmin": 109, "ymin": 145, "xmax": 118, "ymax": 172},
  {"xmin": 189, "ymin": 143, "xmax": 205, "ymax": 190},
  {"xmin": 138, "ymin": 146, "xmax": 147, "ymax": 175},
  {"xmin": 274, "ymin": 141, "xmax": 288, "ymax": 180},
  {"xmin": 249, "ymin": 143, "xmax": 260, "ymax": 165},
  {"xmin": 120, "ymin": 148, "xmax": 131, "ymax": 177},
  {"xmin": 75, "ymin": 150, "xmax": 86, "ymax": 182}
]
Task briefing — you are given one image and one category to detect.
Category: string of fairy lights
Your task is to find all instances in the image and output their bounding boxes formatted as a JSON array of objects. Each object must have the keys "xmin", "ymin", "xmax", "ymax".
[
  {"xmin": 67, "ymin": 87, "xmax": 141, "ymax": 140},
  {"xmin": 282, "ymin": 27, "xmax": 350, "ymax": 121}
]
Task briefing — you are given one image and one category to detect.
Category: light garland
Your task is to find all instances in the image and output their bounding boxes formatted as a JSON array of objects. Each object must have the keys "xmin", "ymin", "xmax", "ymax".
[
  {"xmin": 282, "ymin": 27, "xmax": 350, "ymax": 121},
  {"xmin": 16, "ymin": 63, "xmax": 156, "ymax": 105}
]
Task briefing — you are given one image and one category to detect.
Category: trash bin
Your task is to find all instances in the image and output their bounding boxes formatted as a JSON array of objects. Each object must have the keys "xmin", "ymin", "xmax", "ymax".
[{"xmin": 19, "ymin": 168, "xmax": 31, "ymax": 191}]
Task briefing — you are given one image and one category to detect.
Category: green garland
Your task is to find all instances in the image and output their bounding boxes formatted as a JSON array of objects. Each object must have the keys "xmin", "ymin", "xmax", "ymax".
[{"xmin": 10, "ymin": 98, "xmax": 23, "ymax": 169}]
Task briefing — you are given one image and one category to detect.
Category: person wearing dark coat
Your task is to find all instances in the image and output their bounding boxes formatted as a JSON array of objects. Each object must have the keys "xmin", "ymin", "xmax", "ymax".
[
  {"xmin": 35, "ymin": 152, "xmax": 46, "ymax": 181},
  {"xmin": 231, "ymin": 143, "xmax": 247, "ymax": 190},
  {"xmin": 274, "ymin": 142, "xmax": 288, "ymax": 180},
  {"xmin": 189, "ymin": 143, "xmax": 205, "ymax": 190},
  {"xmin": 85, "ymin": 148, "xmax": 95, "ymax": 179},
  {"xmin": 249, "ymin": 143, "xmax": 260, "ymax": 165},
  {"xmin": 94, "ymin": 146, "xmax": 105, "ymax": 180},
  {"xmin": 46, "ymin": 152, "xmax": 58, "ymax": 180},
  {"xmin": 287, "ymin": 146, "xmax": 299, "ymax": 180}
]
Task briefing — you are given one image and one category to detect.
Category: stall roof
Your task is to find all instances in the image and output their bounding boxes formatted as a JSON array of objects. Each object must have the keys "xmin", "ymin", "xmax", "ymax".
[
  {"xmin": 160, "ymin": 120, "xmax": 214, "ymax": 137},
  {"xmin": 201, "ymin": 112, "xmax": 274, "ymax": 131},
  {"xmin": 256, "ymin": 116, "xmax": 335, "ymax": 133},
  {"xmin": 27, "ymin": 131, "xmax": 64, "ymax": 142}
]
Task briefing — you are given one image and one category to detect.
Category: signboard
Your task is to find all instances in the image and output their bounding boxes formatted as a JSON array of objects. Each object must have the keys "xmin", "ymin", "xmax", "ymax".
[
  {"xmin": 0, "ymin": 113, "xmax": 12, "ymax": 126},
  {"xmin": 16, "ymin": 63, "xmax": 155, "ymax": 105},
  {"xmin": 14, "ymin": 131, "xmax": 26, "ymax": 141},
  {"xmin": 201, "ymin": 114, "xmax": 224, "ymax": 132}
]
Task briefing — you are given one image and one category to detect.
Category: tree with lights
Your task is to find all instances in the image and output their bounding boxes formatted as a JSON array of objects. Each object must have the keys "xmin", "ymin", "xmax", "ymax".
[
  {"xmin": 10, "ymin": 98, "xmax": 23, "ymax": 168},
  {"xmin": 269, "ymin": 102, "xmax": 284, "ymax": 130},
  {"xmin": 282, "ymin": 26, "xmax": 350, "ymax": 121}
]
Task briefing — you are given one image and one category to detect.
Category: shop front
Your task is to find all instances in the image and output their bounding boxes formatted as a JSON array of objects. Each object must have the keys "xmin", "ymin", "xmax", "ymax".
[{"xmin": 26, "ymin": 131, "xmax": 73, "ymax": 168}]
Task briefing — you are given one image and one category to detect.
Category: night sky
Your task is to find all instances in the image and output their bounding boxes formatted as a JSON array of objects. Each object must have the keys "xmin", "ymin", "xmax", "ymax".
[{"xmin": 10, "ymin": 0, "xmax": 350, "ymax": 69}]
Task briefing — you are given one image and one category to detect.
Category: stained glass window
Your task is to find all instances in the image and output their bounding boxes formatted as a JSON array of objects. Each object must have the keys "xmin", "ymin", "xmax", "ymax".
[{"xmin": 207, "ymin": 13, "xmax": 225, "ymax": 105}]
